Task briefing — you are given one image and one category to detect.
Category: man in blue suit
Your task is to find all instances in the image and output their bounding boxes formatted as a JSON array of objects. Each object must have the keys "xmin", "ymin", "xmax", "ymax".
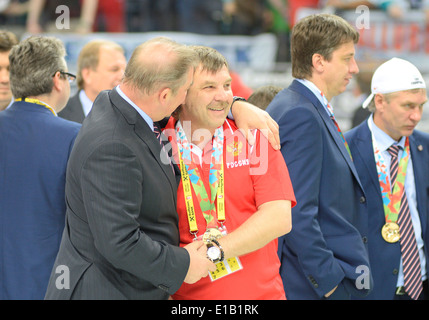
[
  {"xmin": 345, "ymin": 58, "xmax": 429, "ymax": 300},
  {"xmin": 266, "ymin": 13, "xmax": 371, "ymax": 299},
  {"xmin": 0, "ymin": 36, "xmax": 81, "ymax": 299}
]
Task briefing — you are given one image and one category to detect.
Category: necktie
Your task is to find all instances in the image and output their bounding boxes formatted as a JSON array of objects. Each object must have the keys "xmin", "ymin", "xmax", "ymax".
[
  {"xmin": 321, "ymin": 93, "xmax": 353, "ymax": 160},
  {"xmin": 388, "ymin": 144, "xmax": 422, "ymax": 300},
  {"xmin": 153, "ymin": 123, "xmax": 163, "ymax": 143},
  {"xmin": 153, "ymin": 123, "xmax": 174, "ymax": 173}
]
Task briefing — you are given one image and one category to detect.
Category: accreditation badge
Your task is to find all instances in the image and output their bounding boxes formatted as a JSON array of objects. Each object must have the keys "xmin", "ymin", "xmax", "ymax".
[
  {"xmin": 381, "ymin": 222, "xmax": 400, "ymax": 243},
  {"xmin": 209, "ymin": 256, "xmax": 243, "ymax": 282}
]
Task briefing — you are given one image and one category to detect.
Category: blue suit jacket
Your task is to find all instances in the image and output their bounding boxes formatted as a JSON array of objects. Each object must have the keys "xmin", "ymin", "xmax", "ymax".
[
  {"xmin": 345, "ymin": 120, "xmax": 429, "ymax": 299},
  {"xmin": 266, "ymin": 80, "xmax": 371, "ymax": 299},
  {"xmin": 0, "ymin": 101, "xmax": 81, "ymax": 299}
]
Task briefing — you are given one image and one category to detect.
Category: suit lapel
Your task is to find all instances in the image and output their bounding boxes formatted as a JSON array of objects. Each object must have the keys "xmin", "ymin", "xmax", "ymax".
[
  {"xmin": 409, "ymin": 134, "xmax": 428, "ymax": 236},
  {"xmin": 135, "ymin": 119, "xmax": 178, "ymax": 185},
  {"xmin": 70, "ymin": 91, "xmax": 86, "ymax": 123},
  {"xmin": 60, "ymin": 91, "xmax": 85, "ymax": 123},
  {"xmin": 108, "ymin": 88, "xmax": 178, "ymax": 189},
  {"xmin": 290, "ymin": 80, "xmax": 363, "ymax": 189},
  {"xmin": 352, "ymin": 122, "xmax": 381, "ymax": 195}
]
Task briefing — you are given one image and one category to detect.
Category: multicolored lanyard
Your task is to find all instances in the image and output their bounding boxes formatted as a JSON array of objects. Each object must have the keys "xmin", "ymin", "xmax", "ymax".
[
  {"xmin": 176, "ymin": 122, "xmax": 225, "ymax": 236},
  {"xmin": 370, "ymin": 122, "xmax": 409, "ymax": 224},
  {"xmin": 15, "ymin": 98, "xmax": 57, "ymax": 116}
]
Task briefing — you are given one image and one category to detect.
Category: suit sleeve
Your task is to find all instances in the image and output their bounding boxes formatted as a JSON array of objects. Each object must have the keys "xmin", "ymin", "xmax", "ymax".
[
  {"xmin": 278, "ymin": 106, "xmax": 345, "ymax": 297},
  {"xmin": 80, "ymin": 140, "xmax": 189, "ymax": 294}
]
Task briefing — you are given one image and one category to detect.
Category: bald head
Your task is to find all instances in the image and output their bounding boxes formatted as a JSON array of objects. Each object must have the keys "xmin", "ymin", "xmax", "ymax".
[{"xmin": 123, "ymin": 37, "xmax": 197, "ymax": 96}]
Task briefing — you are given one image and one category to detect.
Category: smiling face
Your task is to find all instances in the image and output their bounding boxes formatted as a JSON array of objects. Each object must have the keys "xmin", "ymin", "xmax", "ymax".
[
  {"xmin": 373, "ymin": 89, "xmax": 427, "ymax": 141},
  {"xmin": 180, "ymin": 64, "xmax": 233, "ymax": 138}
]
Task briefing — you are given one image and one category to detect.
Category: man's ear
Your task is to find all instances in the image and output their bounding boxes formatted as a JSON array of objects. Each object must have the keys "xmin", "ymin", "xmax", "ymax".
[
  {"xmin": 52, "ymin": 71, "xmax": 63, "ymax": 92},
  {"xmin": 374, "ymin": 93, "xmax": 385, "ymax": 111},
  {"xmin": 312, "ymin": 53, "xmax": 325, "ymax": 73},
  {"xmin": 81, "ymin": 68, "xmax": 91, "ymax": 85},
  {"xmin": 158, "ymin": 87, "xmax": 172, "ymax": 105}
]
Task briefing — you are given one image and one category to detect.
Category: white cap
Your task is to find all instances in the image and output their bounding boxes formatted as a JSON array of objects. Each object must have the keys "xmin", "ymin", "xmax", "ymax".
[{"xmin": 362, "ymin": 57, "xmax": 426, "ymax": 108}]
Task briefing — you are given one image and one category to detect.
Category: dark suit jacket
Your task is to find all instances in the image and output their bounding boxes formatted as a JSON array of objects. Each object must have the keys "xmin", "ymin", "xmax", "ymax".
[
  {"xmin": 58, "ymin": 90, "xmax": 85, "ymax": 124},
  {"xmin": 345, "ymin": 121, "xmax": 429, "ymax": 299},
  {"xmin": 0, "ymin": 100, "xmax": 81, "ymax": 299},
  {"xmin": 266, "ymin": 80, "xmax": 371, "ymax": 299},
  {"xmin": 45, "ymin": 88, "xmax": 189, "ymax": 300}
]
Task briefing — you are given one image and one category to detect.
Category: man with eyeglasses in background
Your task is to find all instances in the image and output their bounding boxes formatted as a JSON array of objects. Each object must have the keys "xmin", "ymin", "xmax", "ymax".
[{"xmin": 0, "ymin": 36, "xmax": 81, "ymax": 300}]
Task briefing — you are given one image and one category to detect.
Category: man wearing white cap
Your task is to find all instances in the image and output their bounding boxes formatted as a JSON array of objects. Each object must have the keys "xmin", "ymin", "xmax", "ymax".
[{"xmin": 345, "ymin": 57, "xmax": 429, "ymax": 300}]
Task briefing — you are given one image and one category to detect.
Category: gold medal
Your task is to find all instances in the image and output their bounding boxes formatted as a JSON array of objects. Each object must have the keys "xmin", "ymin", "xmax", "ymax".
[
  {"xmin": 381, "ymin": 222, "xmax": 400, "ymax": 243},
  {"xmin": 202, "ymin": 228, "xmax": 222, "ymax": 243}
]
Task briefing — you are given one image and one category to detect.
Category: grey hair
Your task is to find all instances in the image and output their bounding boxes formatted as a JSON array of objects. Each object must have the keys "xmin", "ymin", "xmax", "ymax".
[
  {"xmin": 9, "ymin": 36, "xmax": 67, "ymax": 98},
  {"xmin": 369, "ymin": 89, "xmax": 426, "ymax": 112}
]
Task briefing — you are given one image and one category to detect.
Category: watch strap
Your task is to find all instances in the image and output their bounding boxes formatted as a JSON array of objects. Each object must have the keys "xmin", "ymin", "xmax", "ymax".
[{"xmin": 210, "ymin": 239, "xmax": 225, "ymax": 262}]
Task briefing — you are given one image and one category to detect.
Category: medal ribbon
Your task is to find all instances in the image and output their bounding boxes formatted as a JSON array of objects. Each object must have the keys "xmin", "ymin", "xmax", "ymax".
[
  {"xmin": 15, "ymin": 98, "xmax": 57, "ymax": 116},
  {"xmin": 176, "ymin": 123, "xmax": 225, "ymax": 235},
  {"xmin": 371, "ymin": 130, "xmax": 410, "ymax": 224}
]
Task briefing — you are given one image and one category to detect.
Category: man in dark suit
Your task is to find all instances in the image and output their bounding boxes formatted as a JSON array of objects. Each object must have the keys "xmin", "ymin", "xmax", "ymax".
[
  {"xmin": 266, "ymin": 13, "xmax": 371, "ymax": 299},
  {"xmin": 58, "ymin": 90, "xmax": 85, "ymax": 123},
  {"xmin": 345, "ymin": 58, "xmax": 429, "ymax": 300},
  {"xmin": 45, "ymin": 36, "xmax": 279, "ymax": 300},
  {"xmin": 58, "ymin": 39, "xmax": 126, "ymax": 123},
  {"xmin": 0, "ymin": 36, "xmax": 81, "ymax": 299},
  {"xmin": 45, "ymin": 37, "xmax": 217, "ymax": 300}
]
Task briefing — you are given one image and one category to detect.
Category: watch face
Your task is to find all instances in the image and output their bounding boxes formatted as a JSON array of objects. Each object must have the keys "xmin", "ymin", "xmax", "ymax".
[{"xmin": 207, "ymin": 246, "xmax": 221, "ymax": 261}]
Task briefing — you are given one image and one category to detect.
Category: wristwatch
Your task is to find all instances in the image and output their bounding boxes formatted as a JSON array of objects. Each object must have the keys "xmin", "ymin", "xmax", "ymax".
[
  {"xmin": 229, "ymin": 96, "xmax": 247, "ymax": 119},
  {"xmin": 232, "ymin": 96, "xmax": 246, "ymax": 103},
  {"xmin": 206, "ymin": 239, "xmax": 224, "ymax": 263}
]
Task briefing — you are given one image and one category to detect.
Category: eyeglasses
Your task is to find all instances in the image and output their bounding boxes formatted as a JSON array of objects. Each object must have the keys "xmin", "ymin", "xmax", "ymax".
[{"xmin": 53, "ymin": 70, "xmax": 76, "ymax": 83}]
